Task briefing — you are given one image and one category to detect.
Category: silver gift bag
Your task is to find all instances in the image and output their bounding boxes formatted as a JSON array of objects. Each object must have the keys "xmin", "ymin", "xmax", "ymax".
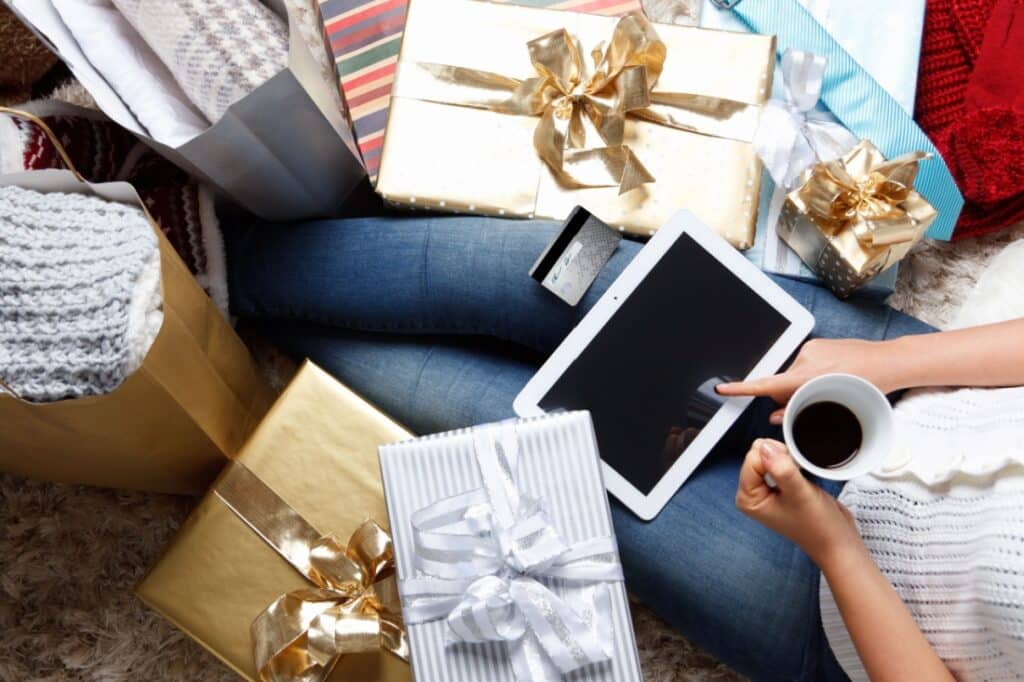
[{"xmin": 6, "ymin": 0, "xmax": 367, "ymax": 220}]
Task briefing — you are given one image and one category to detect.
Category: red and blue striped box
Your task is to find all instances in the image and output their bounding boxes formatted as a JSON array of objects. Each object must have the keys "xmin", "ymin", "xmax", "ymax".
[{"xmin": 318, "ymin": 0, "xmax": 643, "ymax": 180}]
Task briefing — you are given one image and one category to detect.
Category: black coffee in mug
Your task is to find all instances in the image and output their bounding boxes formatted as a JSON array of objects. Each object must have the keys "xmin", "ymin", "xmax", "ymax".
[{"xmin": 792, "ymin": 401, "xmax": 863, "ymax": 469}]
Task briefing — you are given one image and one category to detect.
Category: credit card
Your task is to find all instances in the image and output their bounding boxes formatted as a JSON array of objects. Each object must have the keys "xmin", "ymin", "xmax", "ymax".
[{"xmin": 529, "ymin": 206, "xmax": 622, "ymax": 306}]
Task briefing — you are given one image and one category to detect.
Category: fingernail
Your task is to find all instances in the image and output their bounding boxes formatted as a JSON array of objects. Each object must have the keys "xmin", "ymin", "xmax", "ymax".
[
  {"xmin": 715, "ymin": 383, "xmax": 731, "ymax": 394},
  {"xmin": 760, "ymin": 440, "xmax": 784, "ymax": 460},
  {"xmin": 769, "ymin": 413, "xmax": 783, "ymax": 425}
]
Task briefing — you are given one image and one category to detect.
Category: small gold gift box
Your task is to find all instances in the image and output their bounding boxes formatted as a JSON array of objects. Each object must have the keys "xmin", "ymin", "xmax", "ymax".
[
  {"xmin": 137, "ymin": 362, "xmax": 413, "ymax": 682},
  {"xmin": 376, "ymin": 0, "xmax": 775, "ymax": 249},
  {"xmin": 778, "ymin": 140, "xmax": 938, "ymax": 298}
]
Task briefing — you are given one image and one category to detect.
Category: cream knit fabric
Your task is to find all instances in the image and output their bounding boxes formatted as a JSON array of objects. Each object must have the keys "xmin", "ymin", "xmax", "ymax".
[
  {"xmin": 109, "ymin": 0, "xmax": 289, "ymax": 123},
  {"xmin": 821, "ymin": 390, "xmax": 1024, "ymax": 681},
  {"xmin": 0, "ymin": 186, "xmax": 162, "ymax": 402},
  {"xmin": 820, "ymin": 241, "xmax": 1024, "ymax": 681}
]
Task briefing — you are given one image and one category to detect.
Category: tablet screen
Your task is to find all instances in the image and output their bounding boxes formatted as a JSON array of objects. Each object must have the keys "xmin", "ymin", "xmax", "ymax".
[{"xmin": 538, "ymin": 233, "xmax": 792, "ymax": 494}]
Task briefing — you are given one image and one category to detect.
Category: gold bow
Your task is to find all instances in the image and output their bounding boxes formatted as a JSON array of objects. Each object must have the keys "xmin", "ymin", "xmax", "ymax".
[
  {"xmin": 418, "ymin": 13, "xmax": 668, "ymax": 194},
  {"xmin": 795, "ymin": 140, "xmax": 937, "ymax": 248},
  {"xmin": 253, "ymin": 521, "xmax": 408, "ymax": 682},
  {"xmin": 214, "ymin": 464, "xmax": 408, "ymax": 682}
]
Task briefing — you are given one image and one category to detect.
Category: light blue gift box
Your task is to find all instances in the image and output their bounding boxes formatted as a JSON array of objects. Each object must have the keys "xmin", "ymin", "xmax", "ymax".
[{"xmin": 701, "ymin": 0, "xmax": 926, "ymax": 297}]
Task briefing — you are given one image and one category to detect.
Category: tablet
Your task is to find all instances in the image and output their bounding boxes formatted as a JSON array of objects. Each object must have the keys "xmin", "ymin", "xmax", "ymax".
[{"xmin": 514, "ymin": 210, "xmax": 814, "ymax": 520}]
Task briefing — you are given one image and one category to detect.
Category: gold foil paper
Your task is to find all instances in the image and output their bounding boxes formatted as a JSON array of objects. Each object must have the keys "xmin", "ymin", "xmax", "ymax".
[
  {"xmin": 214, "ymin": 465, "xmax": 407, "ymax": 681},
  {"xmin": 376, "ymin": 0, "xmax": 775, "ymax": 249},
  {"xmin": 778, "ymin": 140, "xmax": 938, "ymax": 297},
  {"xmin": 136, "ymin": 362, "xmax": 413, "ymax": 682}
]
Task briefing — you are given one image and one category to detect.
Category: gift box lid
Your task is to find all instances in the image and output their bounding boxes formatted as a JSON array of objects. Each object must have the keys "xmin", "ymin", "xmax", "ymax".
[
  {"xmin": 379, "ymin": 411, "xmax": 643, "ymax": 682},
  {"xmin": 136, "ymin": 361, "xmax": 412, "ymax": 681},
  {"xmin": 376, "ymin": 0, "xmax": 775, "ymax": 248}
]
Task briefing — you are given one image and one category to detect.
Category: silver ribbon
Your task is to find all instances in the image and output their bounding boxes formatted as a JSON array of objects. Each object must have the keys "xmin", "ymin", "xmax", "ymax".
[
  {"xmin": 400, "ymin": 423, "xmax": 623, "ymax": 681},
  {"xmin": 754, "ymin": 49, "xmax": 859, "ymax": 191}
]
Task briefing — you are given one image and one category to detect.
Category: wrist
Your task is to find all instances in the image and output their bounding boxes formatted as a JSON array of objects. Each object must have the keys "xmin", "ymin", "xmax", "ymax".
[
  {"xmin": 873, "ymin": 336, "xmax": 921, "ymax": 393},
  {"xmin": 812, "ymin": 535, "xmax": 870, "ymax": 575}
]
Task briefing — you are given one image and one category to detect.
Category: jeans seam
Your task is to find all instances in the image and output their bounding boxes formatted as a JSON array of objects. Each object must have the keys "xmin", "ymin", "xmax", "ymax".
[
  {"xmin": 408, "ymin": 345, "xmax": 436, "ymax": 407},
  {"xmin": 422, "ymin": 221, "xmax": 434, "ymax": 331}
]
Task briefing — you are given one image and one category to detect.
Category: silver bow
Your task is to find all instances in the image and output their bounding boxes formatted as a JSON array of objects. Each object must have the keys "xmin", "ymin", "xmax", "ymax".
[
  {"xmin": 754, "ymin": 49, "xmax": 859, "ymax": 191},
  {"xmin": 399, "ymin": 423, "xmax": 623, "ymax": 681}
]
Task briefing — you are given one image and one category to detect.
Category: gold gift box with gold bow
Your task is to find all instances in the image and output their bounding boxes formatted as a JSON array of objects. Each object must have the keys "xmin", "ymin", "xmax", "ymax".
[
  {"xmin": 778, "ymin": 140, "xmax": 938, "ymax": 298},
  {"xmin": 375, "ymin": 0, "xmax": 775, "ymax": 249},
  {"xmin": 136, "ymin": 362, "xmax": 413, "ymax": 682}
]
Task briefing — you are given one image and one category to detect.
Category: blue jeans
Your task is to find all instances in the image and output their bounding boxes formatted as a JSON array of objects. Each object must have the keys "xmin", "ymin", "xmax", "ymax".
[{"xmin": 225, "ymin": 216, "xmax": 934, "ymax": 681}]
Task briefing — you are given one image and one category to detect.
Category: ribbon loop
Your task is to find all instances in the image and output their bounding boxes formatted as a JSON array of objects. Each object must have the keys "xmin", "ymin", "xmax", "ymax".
[
  {"xmin": 415, "ymin": 13, "xmax": 675, "ymax": 194},
  {"xmin": 400, "ymin": 424, "xmax": 624, "ymax": 680},
  {"xmin": 213, "ymin": 464, "xmax": 408, "ymax": 682},
  {"xmin": 251, "ymin": 519, "xmax": 410, "ymax": 682},
  {"xmin": 794, "ymin": 139, "xmax": 937, "ymax": 250},
  {"xmin": 754, "ymin": 48, "xmax": 859, "ymax": 190}
]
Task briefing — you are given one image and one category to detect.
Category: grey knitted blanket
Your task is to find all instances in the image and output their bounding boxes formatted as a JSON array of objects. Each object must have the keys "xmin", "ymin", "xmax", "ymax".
[{"xmin": 0, "ymin": 186, "xmax": 163, "ymax": 402}]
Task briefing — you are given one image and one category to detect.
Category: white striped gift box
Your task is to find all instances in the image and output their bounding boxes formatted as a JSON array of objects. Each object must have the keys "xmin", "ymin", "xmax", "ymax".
[{"xmin": 379, "ymin": 411, "xmax": 643, "ymax": 682}]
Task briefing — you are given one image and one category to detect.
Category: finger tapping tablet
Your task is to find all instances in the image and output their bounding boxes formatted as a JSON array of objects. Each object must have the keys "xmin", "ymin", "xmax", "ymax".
[{"xmin": 514, "ymin": 210, "xmax": 814, "ymax": 520}]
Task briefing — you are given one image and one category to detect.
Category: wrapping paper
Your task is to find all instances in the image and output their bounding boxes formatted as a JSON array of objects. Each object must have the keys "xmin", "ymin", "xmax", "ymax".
[
  {"xmin": 136, "ymin": 362, "xmax": 413, "ymax": 681},
  {"xmin": 379, "ymin": 411, "xmax": 642, "ymax": 682},
  {"xmin": 319, "ymin": 0, "xmax": 642, "ymax": 180},
  {"xmin": 375, "ymin": 0, "xmax": 774, "ymax": 248},
  {"xmin": 778, "ymin": 140, "xmax": 936, "ymax": 298},
  {"xmin": 0, "ymin": 168, "xmax": 273, "ymax": 494},
  {"xmin": 704, "ymin": 0, "xmax": 927, "ymax": 294}
]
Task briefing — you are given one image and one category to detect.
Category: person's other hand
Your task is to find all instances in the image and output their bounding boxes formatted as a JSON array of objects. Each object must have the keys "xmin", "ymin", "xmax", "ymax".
[
  {"xmin": 716, "ymin": 338, "xmax": 899, "ymax": 424},
  {"xmin": 735, "ymin": 439, "xmax": 860, "ymax": 567}
]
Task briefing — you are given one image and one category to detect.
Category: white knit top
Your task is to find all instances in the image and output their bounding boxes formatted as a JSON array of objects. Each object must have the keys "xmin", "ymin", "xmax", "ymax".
[{"xmin": 820, "ymin": 385, "xmax": 1024, "ymax": 680}]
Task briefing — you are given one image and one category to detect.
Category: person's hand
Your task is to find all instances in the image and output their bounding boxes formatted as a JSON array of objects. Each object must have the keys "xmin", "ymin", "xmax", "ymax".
[
  {"xmin": 717, "ymin": 338, "xmax": 901, "ymax": 424},
  {"xmin": 736, "ymin": 439, "xmax": 861, "ymax": 568}
]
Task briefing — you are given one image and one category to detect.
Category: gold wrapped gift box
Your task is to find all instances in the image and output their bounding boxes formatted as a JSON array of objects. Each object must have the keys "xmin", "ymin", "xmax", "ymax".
[
  {"xmin": 137, "ymin": 362, "xmax": 412, "ymax": 682},
  {"xmin": 778, "ymin": 140, "xmax": 938, "ymax": 298},
  {"xmin": 376, "ymin": 0, "xmax": 775, "ymax": 249}
]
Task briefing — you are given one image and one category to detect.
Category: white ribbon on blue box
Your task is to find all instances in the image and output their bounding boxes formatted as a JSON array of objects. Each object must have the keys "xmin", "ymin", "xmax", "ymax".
[
  {"xmin": 379, "ymin": 411, "xmax": 642, "ymax": 682},
  {"xmin": 702, "ymin": 0, "xmax": 926, "ymax": 296}
]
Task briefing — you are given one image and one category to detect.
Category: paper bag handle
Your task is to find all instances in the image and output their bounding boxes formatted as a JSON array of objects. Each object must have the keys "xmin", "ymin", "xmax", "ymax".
[
  {"xmin": 0, "ymin": 106, "xmax": 86, "ymax": 181},
  {"xmin": 0, "ymin": 377, "xmax": 17, "ymax": 399}
]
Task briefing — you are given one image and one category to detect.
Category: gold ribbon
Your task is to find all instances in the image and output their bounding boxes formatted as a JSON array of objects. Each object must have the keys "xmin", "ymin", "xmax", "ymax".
[
  {"xmin": 793, "ymin": 139, "xmax": 938, "ymax": 249},
  {"xmin": 214, "ymin": 463, "xmax": 408, "ymax": 682},
  {"xmin": 412, "ymin": 13, "xmax": 746, "ymax": 194}
]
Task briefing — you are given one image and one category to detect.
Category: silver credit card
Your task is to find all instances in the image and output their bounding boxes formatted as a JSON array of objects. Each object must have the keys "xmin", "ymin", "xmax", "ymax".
[{"xmin": 529, "ymin": 206, "xmax": 622, "ymax": 306}]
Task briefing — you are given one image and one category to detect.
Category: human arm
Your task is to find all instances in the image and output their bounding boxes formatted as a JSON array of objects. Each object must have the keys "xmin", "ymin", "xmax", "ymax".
[
  {"xmin": 736, "ymin": 440, "xmax": 954, "ymax": 682},
  {"xmin": 718, "ymin": 318, "xmax": 1024, "ymax": 423}
]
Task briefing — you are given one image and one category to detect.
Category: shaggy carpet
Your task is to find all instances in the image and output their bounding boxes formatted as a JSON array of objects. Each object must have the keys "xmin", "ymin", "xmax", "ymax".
[{"xmin": 3, "ymin": 8, "xmax": 1024, "ymax": 681}]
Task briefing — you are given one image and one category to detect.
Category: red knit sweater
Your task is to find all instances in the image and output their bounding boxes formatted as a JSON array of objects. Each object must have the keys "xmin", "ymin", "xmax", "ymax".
[{"xmin": 915, "ymin": 0, "xmax": 1024, "ymax": 239}]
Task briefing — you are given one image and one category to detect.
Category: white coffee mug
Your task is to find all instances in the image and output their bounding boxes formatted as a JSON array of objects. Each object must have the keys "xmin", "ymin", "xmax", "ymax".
[{"xmin": 782, "ymin": 373, "xmax": 894, "ymax": 481}]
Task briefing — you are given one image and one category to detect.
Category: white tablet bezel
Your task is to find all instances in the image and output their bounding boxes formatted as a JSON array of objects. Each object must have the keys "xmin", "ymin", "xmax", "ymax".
[{"xmin": 513, "ymin": 210, "xmax": 815, "ymax": 520}]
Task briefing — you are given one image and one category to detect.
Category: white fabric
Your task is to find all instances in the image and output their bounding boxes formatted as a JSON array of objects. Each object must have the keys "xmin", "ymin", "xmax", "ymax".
[
  {"xmin": 820, "ymin": 239, "xmax": 1024, "ymax": 680},
  {"xmin": 954, "ymin": 240, "xmax": 1024, "ymax": 331},
  {"xmin": 51, "ymin": 0, "xmax": 209, "ymax": 147},
  {"xmin": 109, "ymin": 0, "xmax": 289, "ymax": 123}
]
